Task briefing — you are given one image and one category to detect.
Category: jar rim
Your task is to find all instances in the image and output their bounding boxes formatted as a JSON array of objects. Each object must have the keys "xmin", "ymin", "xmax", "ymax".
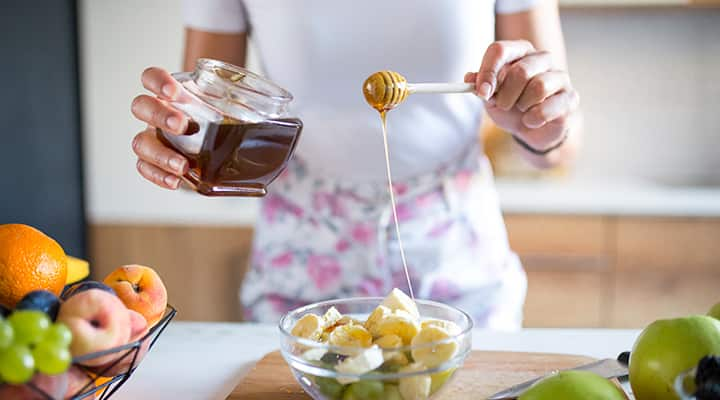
[{"xmin": 195, "ymin": 58, "xmax": 293, "ymax": 103}]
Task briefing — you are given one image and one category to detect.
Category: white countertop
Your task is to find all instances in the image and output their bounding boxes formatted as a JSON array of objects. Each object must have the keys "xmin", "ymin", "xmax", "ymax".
[
  {"xmin": 112, "ymin": 322, "xmax": 640, "ymax": 400},
  {"xmin": 90, "ymin": 179, "xmax": 720, "ymax": 227},
  {"xmin": 496, "ymin": 179, "xmax": 720, "ymax": 217}
]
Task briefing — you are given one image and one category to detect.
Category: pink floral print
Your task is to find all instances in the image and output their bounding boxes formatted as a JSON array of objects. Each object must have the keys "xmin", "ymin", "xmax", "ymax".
[
  {"xmin": 307, "ymin": 255, "xmax": 341, "ymax": 291},
  {"xmin": 350, "ymin": 223, "xmax": 374, "ymax": 245},
  {"xmin": 241, "ymin": 150, "xmax": 527, "ymax": 331},
  {"xmin": 270, "ymin": 251, "xmax": 293, "ymax": 268}
]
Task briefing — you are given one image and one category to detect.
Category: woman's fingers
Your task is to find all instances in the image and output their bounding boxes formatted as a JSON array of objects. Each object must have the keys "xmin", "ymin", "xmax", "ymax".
[
  {"xmin": 515, "ymin": 71, "xmax": 571, "ymax": 113},
  {"xmin": 130, "ymin": 95, "xmax": 188, "ymax": 135},
  {"xmin": 132, "ymin": 128, "xmax": 188, "ymax": 177},
  {"xmin": 474, "ymin": 40, "xmax": 535, "ymax": 100},
  {"xmin": 517, "ymin": 117, "xmax": 569, "ymax": 150},
  {"xmin": 136, "ymin": 159, "xmax": 181, "ymax": 190},
  {"xmin": 522, "ymin": 89, "xmax": 580, "ymax": 129},
  {"xmin": 493, "ymin": 51, "xmax": 554, "ymax": 111},
  {"xmin": 141, "ymin": 67, "xmax": 180, "ymax": 100}
]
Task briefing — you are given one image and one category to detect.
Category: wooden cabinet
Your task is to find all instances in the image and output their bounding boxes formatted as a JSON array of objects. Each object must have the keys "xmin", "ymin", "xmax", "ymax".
[
  {"xmin": 560, "ymin": 0, "xmax": 720, "ymax": 6},
  {"xmin": 89, "ymin": 225, "xmax": 253, "ymax": 322},
  {"xmin": 88, "ymin": 216, "xmax": 719, "ymax": 326},
  {"xmin": 611, "ymin": 218, "xmax": 720, "ymax": 327},
  {"xmin": 505, "ymin": 215, "xmax": 720, "ymax": 329}
]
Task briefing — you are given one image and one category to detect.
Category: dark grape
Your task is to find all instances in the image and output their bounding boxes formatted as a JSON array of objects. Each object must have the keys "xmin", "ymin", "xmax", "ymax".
[
  {"xmin": 15, "ymin": 290, "xmax": 61, "ymax": 321},
  {"xmin": 695, "ymin": 383, "xmax": 720, "ymax": 400},
  {"xmin": 61, "ymin": 281, "xmax": 116, "ymax": 300},
  {"xmin": 696, "ymin": 356, "xmax": 720, "ymax": 387}
]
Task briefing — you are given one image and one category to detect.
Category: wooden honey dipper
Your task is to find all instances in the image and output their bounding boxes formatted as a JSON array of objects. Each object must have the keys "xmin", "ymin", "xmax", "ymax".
[{"xmin": 363, "ymin": 70, "xmax": 476, "ymax": 112}]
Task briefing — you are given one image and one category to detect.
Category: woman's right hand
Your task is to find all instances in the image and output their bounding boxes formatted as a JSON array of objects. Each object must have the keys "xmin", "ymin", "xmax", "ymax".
[{"xmin": 130, "ymin": 67, "xmax": 192, "ymax": 190}]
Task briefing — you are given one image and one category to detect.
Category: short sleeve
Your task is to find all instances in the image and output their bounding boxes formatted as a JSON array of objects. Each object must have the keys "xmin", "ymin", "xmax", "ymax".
[
  {"xmin": 182, "ymin": 0, "xmax": 248, "ymax": 33},
  {"xmin": 495, "ymin": 0, "xmax": 541, "ymax": 14}
]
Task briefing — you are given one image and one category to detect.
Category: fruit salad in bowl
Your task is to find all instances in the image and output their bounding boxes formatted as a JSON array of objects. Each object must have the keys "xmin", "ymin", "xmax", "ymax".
[{"xmin": 279, "ymin": 289, "xmax": 472, "ymax": 400}]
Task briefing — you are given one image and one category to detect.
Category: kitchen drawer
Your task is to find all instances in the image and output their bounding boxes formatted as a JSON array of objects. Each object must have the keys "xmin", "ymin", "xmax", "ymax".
[
  {"xmin": 89, "ymin": 224, "xmax": 253, "ymax": 322},
  {"xmin": 611, "ymin": 270, "xmax": 720, "ymax": 328},
  {"xmin": 616, "ymin": 217, "xmax": 720, "ymax": 272},
  {"xmin": 505, "ymin": 214, "xmax": 611, "ymax": 269},
  {"xmin": 523, "ymin": 269, "xmax": 609, "ymax": 328}
]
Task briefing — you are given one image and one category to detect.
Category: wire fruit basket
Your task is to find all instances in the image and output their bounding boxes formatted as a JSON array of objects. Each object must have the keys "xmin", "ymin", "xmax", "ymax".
[{"xmin": 1, "ymin": 305, "xmax": 176, "ymax": 400}]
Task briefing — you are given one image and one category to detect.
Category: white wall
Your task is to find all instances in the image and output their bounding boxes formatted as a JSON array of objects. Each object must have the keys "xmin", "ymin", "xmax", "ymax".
[
  {"xmin": 80, "ymin": 0, "xmax": 260, "ymax": 225},
  {"xmin": 562, "ymin": 9, "xmax": 720, "ymax": 186},
  {"xmin": 80, "ymin": 2, "xmax": 720, "ymax": 225}
]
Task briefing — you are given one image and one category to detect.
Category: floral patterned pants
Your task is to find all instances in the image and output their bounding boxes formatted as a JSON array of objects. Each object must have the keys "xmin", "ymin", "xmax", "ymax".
[{"xmin": 241, "ymin": 145, "xmax": 527, "ymax": 330}]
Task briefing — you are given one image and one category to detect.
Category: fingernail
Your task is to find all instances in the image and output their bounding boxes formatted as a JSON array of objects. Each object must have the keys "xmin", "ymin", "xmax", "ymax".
[
  {"xmin": 164, "ymin": 175, "xmax": 180, "ymax": 189},
  {"xmin": 169, "ymin": 157, "xmax": 186, "ymax": 174},
  {"xmin": 479, "ymin": 82, "xmax": 492, "ymax": 100},
  {"xmin": 166, "ymin": 116, "xmax": 182, "ymax": 132},
  {"xmin": 523, "ymin": 114, "xmax": 544, "ymax": 129},
  {"xmin": 162, "ymin": 84, "xmax": 174, "ymax": 98}
]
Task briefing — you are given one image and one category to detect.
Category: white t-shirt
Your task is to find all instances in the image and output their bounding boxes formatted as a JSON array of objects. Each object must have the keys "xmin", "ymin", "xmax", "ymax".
[{"xmin": 182, "ymin": 0, "xmax": 538, "ymax": 182}]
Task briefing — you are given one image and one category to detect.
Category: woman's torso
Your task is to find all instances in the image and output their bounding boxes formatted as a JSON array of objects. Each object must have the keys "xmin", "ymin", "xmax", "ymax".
[{"xmin": 188, "ymin": 0, "xmax": 498, "ymax": 181}]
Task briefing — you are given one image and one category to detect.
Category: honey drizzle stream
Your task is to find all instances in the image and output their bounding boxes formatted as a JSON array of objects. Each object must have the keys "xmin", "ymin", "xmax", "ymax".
[{"xmin": 380, "ymin": 111, "xmax": 414, "ymax": 299}]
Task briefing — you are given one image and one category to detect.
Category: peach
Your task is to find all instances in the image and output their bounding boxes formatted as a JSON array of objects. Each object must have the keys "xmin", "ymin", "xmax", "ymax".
[
  {"xmin": 127, "ymin": 309, "xmax": 150, "ymax": 339},
  {"xmin": 90, "ymin": 310, "xmax": 151, "ymax": 377},
  {"xmin": 0, "ymin": 372, "xmax": 68, "ymax": 400},
  {"xmin": 103, "ymin": 265, "xmax": 167, "ymax": 326},
  {"xmin": 65, "ymin": 366, "xmax": 94, "ymax": 399},
  {"xmin": 57, "ymin": 289, "xmax": 131, "ymax": 366}
]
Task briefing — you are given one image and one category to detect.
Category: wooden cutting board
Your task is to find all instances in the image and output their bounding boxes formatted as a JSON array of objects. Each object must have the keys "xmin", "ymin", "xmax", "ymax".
[{"xmin": 227, "ymin": 350, "xmax": 596, "ymax": 399}]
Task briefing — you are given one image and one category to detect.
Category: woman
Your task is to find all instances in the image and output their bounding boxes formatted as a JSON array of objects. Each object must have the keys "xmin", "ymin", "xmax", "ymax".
[{"xmin": 130, "ymin": 0, "xmax": 581, "ymax": 330}]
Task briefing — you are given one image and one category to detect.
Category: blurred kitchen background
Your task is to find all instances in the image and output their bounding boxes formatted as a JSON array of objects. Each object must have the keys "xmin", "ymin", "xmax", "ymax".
[{"xmin": 1, "ymin": 0, "xmax": 718, "ymax": 328}]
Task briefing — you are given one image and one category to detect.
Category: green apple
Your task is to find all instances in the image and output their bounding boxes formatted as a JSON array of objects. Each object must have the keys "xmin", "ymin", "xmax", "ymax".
[
  {"xmin": 518, "ymin": 370, "xmax": 626, "ymax": 400},
  {"xmin": 708, "ymin": 302, "xmax": 720, "ymax": 320},
  {"xmin": 630, "ymin": 315, "xmax": 720, "ymax": 400}
]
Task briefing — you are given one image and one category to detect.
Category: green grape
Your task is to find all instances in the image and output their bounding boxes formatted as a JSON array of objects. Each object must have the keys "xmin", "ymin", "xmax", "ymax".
[
  {"xmin": 8, "ymin": 310, "xmax": 50, "ymax": 346},
  {"xmin": 43, "ymin": 323, "xmax": 72, "ymax": 347},
  {"xmin": 315, "ymin": 376, "xmax": 344, "ymax": 399},
  {"xmin": 0, "ymin": 319, "xmax": 13, "ymax": 349},
  {"xmin": 383, "ymin": 384, "xmax": 403, "ymax": 400},
  {"xmin": 0, "ymin": 344, "xmax": 35, "ymax": 384},
  {"xmin": 32, "ymin": 340, "xmax": 72, "ymax": 375},
  {"xmin": 345, "ymin": 381, "xmax": 384, "ymax": 400}
]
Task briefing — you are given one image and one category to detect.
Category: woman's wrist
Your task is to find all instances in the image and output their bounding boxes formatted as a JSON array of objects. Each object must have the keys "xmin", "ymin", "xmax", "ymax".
[
  {"xmin": 511, "ymin": 131, "xmax": 568, "ymax": 156},
  {"xmin": 514, "ymin": 111, "xmax": 583, "ymax": 169}
]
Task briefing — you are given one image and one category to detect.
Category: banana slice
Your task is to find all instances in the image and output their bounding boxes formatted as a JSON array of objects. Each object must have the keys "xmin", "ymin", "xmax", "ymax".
[
  {"xmin": 364, "ymin": 305, "xmax": 392, "ymax": 337},
  {"xmin": 338, "ymin": 315, "xmax": 363, "ymax": 326},
  {"xmin": 421, "ymin": 319, "xmax": 462, "ymax": 336},
  {"xmin": 301, "ymin": 347, "xmax": 327, "ymax": 362},
  {"xmin": 291, "ymin": 313, "xmax": 324, "ymax": 340},
  {"xmin": 381, "ymin": 288, "xmax": 420, "ymax": 319},
  {"xmin": 430, "ymin": 367, "xmax": 457, "ymax": 394},
  {"xmin": 335, "ymin": 346, "xmax": 384, "ymax": 383},
  {"xmin": 374, "ymin": 310, "xmax": 420, "ymax": 344},
  {"xmin": 410, "ymin": 326, "xmax": 458, "ymax": 368},
  {"xmin": 328, "ymin": 324, "xmax": 373, "ymax": 348},
  {"xmin": 374, "ymin": 334, "xmax": 404, "ymax": 349},
  {"xmin": 385, "ymin": 351, "xmax": 410, "ymax": 367},
  {"xmin": 323, "ymin": 306, "xmax": 343, "ymax": 326},
  {"xmin": 398, "ymin": 363, "xmax": 432, "ymax": 400},
  {"xmin": 374, "ymin": 334, "xmax": 409, "ymax": 366}
]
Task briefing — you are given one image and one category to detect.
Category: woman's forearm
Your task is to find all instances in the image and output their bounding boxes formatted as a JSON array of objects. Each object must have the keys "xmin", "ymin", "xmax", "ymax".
[
  {"xmin": 494, "ymin": 0, "xmax": 582, "ymax": 170},
  {"xmin": 183, "ymin": 28, "xmax": 247, "ymax": 71}
]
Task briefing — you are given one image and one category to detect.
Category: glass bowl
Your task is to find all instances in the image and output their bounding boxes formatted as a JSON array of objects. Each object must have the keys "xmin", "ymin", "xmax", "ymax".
[{"xmin": 279, "ymin": 298, "xmax": 473, "ymax": 400}]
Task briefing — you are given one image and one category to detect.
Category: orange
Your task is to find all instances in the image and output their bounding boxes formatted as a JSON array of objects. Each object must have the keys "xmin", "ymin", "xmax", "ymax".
[{"xmin": 0, "ymin": 224, "xmax": 67, "ymax": 308}]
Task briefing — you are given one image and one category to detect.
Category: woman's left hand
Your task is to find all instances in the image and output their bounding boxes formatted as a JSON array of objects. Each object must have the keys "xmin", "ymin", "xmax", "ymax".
[{"xmin": 465, "ymin": 40, "xmax": 579, "ymax": 153}]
